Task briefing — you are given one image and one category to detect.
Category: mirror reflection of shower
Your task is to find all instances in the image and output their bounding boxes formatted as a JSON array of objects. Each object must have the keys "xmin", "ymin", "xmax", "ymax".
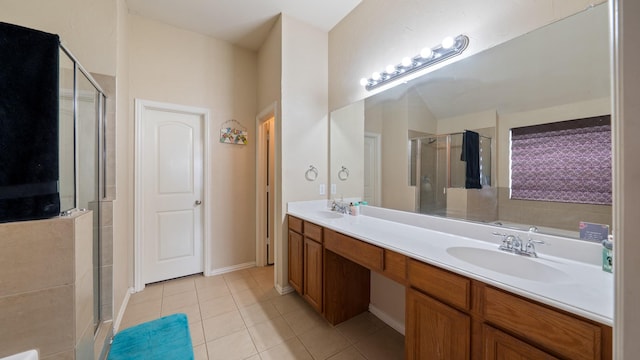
[{"xmin": 410, "ymin": 132, "xmax": 492, "ymax": 216}]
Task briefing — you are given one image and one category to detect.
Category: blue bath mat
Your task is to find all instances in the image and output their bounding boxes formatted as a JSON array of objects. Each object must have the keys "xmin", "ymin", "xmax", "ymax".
[{"xmin": 108, "ymin": 313, "xmax": 193, "ymax": 360}]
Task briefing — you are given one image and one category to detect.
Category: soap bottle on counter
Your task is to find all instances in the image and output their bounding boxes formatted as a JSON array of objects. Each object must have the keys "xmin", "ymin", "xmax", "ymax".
[
  {"xmin": 349, "ymin": 202, "xmax": 360, "ymax": 216},
  {"xmin": 602, "ymin": 234, "xmax": 613, "ymax": 273}
]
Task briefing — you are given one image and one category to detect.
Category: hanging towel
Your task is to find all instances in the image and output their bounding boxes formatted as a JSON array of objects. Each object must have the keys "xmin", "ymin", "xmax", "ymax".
[
  {"xmin": 461, "ymin": 130, "xmax": 482, "ymax": 189},
  {"xmin": 0, "ymin": 22, "xmax": 60, "ymax": 223}
]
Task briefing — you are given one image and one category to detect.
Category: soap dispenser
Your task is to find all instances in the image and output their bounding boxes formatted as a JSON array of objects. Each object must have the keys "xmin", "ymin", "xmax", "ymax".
[{"xmin": 602, "ymin": 234, "xmax": 613, "ymax": 273}]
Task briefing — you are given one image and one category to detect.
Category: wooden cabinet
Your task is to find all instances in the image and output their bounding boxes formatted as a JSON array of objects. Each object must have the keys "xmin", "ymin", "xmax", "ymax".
[
  {"xmin": 483, "ymin": 324, "xmax": 559, "ymax": 360},
  {"xmin": 287, "ymin": 216, "xmax": 323, "ymax": 311},
  {"xmin": 383, "ymin": 249, "xmax": 407, "ymax": 284},
  {"xmin": 288, "ymin": 215, "xmax": 612, "ymax": 359},
  {"xmin": 287, "ymin": 229, "xmax": 303, "ymax": 294},
  {"xmin": 407, "ymin": 258, "xmax": 612, "ymax": 360},
  {"xmin": 483, "ymin": 287, "xmax": 604, "ymax": 360},
  {"xmin": 324, "ymin": 229, "xmax": 383, "ymax": 271},
  {"xmin": 406, "ymin": 287, "xmax": 470, "ymax": 360},
  {"xmin": 303, "ymin": 237, "xmax": 323, "ymax": 312},
  {"xmin": 408, "ymin": 259, "xmax": 470, "ymax": 311}
]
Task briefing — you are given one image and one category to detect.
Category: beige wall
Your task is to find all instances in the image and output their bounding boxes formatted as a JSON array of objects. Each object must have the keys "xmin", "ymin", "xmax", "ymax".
[
  {"xmin": 0, "ymin": 0, "xmax": 117, "ymax": 76},
  {"xmin": 330, "ymin": 100, "xmax": 364, "ymax": 199},
  {"xmin": 257, "ymin": 17, "xmax": 282, "ymax": 112},
  {"xmin": 257, "ymin": 17, "xmax": 284, "ymax": 283},
  {"xmin": 128, "ymin": 14, "xmax": 259, "ymax": 274},
  {"xmin": 113, "ymin": 0, "xmax": 132, "ymax": 330},
  {"xmin": 277, "ymin": 14, "xmax": 329, "ymax": 289},
  {"xmin": 381, "ymin": 98, "xmax": 415, "ymax": 212}
]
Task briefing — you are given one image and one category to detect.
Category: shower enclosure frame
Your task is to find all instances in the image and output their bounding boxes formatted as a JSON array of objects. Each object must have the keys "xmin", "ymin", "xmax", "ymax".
[
  {"xmin": 60, "ymin": 43, "xmax": 108, "ymax": 335},
  {"xmin": 411, "ymin": 132, "xmax": 492, "ymax": 215}
]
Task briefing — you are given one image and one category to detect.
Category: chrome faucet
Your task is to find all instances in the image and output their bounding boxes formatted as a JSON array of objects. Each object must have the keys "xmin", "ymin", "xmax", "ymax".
[
  {"xmin": 331, "ymin": 200, "xmax": 350, "ymax": 214},
  {"xmin": 493, "ymin": 232, "xmax": 545, "ymax": 258}
]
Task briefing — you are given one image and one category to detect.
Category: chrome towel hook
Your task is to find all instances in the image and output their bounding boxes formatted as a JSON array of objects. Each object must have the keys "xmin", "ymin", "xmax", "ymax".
[
  {"xmin": 338, "ymin": 166, "xmax": 350, "ymax": 181},
  {"xmin": 305, "ymin": 165, "xmax": 318, "ymax": 181}
]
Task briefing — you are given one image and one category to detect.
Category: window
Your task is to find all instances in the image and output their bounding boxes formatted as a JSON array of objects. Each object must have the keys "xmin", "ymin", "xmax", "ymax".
[{"xmin": 510, "ymin": 115, "xmax": 611, "ymax": 205}]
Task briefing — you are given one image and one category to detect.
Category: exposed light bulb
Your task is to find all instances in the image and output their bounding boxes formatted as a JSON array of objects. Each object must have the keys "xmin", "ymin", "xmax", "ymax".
[
  {"xmin": 401, "ymin": 57, "xmax": 412, "ymax": 67},
  {"xmin": 372, "ymin": 72, "xmax": 381, "ymax": 81},
  {"xmin": 386, "ymin": 64, "xmax": 396, "ymax": 74},
  {"xmin": 441, "ymin": 36, "xmax": 455, "ymax": 49},
  {"xmin": 420, "ymin": 47, "xmax": 433, "ymax": 59},
  {"xmin": 360, "ymin": 78, "xmax": 368, "ymax": 86}
]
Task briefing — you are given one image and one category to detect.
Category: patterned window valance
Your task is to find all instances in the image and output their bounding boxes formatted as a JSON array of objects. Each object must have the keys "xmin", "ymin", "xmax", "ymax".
[{"xmin": 510, "ymin": 115, "xmax": 611, "ymax": 205}]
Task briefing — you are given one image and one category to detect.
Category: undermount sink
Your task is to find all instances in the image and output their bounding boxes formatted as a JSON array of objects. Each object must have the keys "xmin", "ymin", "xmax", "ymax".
[
  {"xmin": 446, "ymin": 246, "xmax": 570, "ymax": 283},
  {"xmin": 315, "ymin": 210, "xmax": 344, "ymax": 219}
]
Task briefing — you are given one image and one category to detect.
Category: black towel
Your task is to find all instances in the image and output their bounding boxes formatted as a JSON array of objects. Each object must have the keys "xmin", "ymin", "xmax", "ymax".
[
  {"xmin": 461, "ymin": 130, "xmax": 482, "ymax": 189},
  {"xmin": 0, "ymin": 22, "xmax": 60, "ymax": 223}
]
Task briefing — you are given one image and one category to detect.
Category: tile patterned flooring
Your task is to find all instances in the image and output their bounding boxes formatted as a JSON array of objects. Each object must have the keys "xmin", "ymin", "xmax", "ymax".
[{"xmin": 119, "ymin": 266, "xmax": 404, "ymax": 359}]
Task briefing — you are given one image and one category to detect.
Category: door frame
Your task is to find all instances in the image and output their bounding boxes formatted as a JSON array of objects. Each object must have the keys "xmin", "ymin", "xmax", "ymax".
[
  {"xmin": 133, "ymin": 99, "xmax": 212, "ymax": 292},
  {"xmin": 255, "ymin": 102, "xmax": 279, "ymax": 268},
  {"xmin": 364, "ymin": 132, "xmax": 382, "ymax": 206}
]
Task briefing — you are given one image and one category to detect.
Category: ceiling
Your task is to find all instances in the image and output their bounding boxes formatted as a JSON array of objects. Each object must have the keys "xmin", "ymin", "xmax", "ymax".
[{"xmin": 126, "ymin": 0, "xmax": 362, "ymax": 51}]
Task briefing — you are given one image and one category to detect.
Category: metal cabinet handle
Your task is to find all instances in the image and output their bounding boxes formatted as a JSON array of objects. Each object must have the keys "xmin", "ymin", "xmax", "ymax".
[{"xmin": 195, "ymin": 200, "xmax": 202, "ymax": 206}]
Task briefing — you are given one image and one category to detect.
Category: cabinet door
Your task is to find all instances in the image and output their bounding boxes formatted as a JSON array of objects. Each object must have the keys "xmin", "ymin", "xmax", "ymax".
[
  {"xmin": 303, "ymin": 238, "xmax": 323, "ymax": 312},
  {"xmin": 406, "ymin": 288, "xmax": 470, "ymax": 360},
  {"xmin": 483, "ymin": 325, "xmax": 560, "ymax": 360},
  {"xmin": 288, "ymin": 230, "xmax": 303, "ymax": 294}
]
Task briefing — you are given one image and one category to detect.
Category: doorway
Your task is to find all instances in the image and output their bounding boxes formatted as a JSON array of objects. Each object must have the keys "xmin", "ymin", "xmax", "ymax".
[
  {"xmin": 256, "ymin": 104, "xmax": 278, "ymax": 267},
  {"xmin": 134, "ymin": 100, "xmax": 211, "ymax": 291}
]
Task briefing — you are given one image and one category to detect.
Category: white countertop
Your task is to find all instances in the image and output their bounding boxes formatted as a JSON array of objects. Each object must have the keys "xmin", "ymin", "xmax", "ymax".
[{"xmin": 287, "ymin": 201, "xmax": 613, "ymax": 326}]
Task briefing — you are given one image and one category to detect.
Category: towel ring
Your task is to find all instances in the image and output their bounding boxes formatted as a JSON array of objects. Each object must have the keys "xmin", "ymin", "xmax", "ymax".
[
  {"xmin": 338, "ymin": 166, "xmax": 349, "ymax": 181},
  {"xmin": 305, "ymin": 165, "xmax": 318, "ymax": 181}
]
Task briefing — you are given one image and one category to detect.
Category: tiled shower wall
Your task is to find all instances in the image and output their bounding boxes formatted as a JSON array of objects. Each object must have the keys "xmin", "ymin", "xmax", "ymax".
[{"xmin": 0, "ymin": 211, "xmax": 94, "ymax": 359}]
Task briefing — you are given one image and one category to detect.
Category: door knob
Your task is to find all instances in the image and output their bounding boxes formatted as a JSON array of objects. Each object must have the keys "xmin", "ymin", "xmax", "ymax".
[{"xmin": 195, "ymin": 200, "xmax": 202, "ymax": 206}]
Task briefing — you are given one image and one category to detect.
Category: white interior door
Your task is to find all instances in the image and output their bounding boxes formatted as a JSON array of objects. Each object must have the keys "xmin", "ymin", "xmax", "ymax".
[
  {"xmin": 141, "ymin": 107, "xmax": 204, "ymax": 284},
  {"xmin": 364, "ymin": 133, "xmax": 381, "ymax": 206}
]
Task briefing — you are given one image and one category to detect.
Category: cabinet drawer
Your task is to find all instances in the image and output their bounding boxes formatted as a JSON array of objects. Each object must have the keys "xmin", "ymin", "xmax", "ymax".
[
  {"xmin": 324, "ymin": 229, "xmax": 383, "ymax": 271},
  {"xmin": 288, "ymin": 215, "xmax": 303, "ymax": 233},
  {"xmin": 303, "ymin": 221, "xmax": 323, "ymax": 243},
  {"xmin": 483, "ymin": 324, "xmax": 560, "ymax": 360},
  {"xmin": 383, "ymin": 249, "xmax": 407, "ymax": 284},
  {"xmin": 408, "ymin": 259, "xmax": 470, "ymax": 311},
  {"xmin": 483, "ymin": 286, "xmax": 601, "ymax": 360}
]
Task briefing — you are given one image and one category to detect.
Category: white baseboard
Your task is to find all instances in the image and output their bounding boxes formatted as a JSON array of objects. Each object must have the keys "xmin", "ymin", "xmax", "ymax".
[
  {"xmin": 207, "ymin": 261, "xmax": 256, "ymax": 276},
  {"xmin": 113, "ymin": 287, "xmax": 133, "ymax": 333},
  {"xmin": 369, "ymin": 303, "xmax": 405, "ymax": 336},
  {"xmin": 275, "ymin": 283, "xmax": 294, "ymax": 295}
]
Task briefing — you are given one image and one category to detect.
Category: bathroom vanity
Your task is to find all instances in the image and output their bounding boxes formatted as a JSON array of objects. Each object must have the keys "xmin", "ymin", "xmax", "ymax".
[{"xmin": 287, "ymin": 201, "xmax": 612, "ymax": 359}]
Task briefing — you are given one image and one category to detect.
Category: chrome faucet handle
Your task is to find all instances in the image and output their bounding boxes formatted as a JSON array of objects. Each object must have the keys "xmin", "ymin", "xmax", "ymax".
[
  {"xmin": 493, "ymin": 232, "xmax": 511, "ymax": 250},
  {"xmin": 525, "ymin": 239, "xmax": 545, "ymax": 257},
  {"xmin": 492, "ymin": 232, "xmax": 507, "ymax": 240},
  {"xmin": 510, "ymin": 235, "xmax": 523, "ymax": 252},
  {"xmin": 502, "ymin": 235, "xmax": 515, "ymax": 250}
]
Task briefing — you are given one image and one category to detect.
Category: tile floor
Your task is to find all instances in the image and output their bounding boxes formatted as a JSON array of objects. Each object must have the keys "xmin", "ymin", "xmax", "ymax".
[{"xmin": 118, "ymin": 266, "xmax": 404, "ymax": 359}]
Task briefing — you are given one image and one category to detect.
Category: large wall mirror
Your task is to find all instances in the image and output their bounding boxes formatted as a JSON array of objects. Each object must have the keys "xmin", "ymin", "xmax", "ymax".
[{"xmin": 329, "ymin": 3, "xmax": 610, "ymax": 239}]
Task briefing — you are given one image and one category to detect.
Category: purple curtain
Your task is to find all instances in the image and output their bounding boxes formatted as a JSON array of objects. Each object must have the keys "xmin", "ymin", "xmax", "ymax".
[{"xmin": 510, "ymin": 115, "xmax": 611, "ymax": 205}]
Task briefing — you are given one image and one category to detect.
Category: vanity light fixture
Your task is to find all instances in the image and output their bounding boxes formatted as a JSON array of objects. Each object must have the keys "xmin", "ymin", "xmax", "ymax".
[{"xmin": 360, "ymin": 34, "xmax": 469, "ymax": 91}]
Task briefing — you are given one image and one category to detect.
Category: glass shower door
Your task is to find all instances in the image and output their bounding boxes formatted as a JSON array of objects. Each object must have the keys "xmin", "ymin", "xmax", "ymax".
[{"xmin": 76, "ymin": 73, "xmax": 102, "ymax": 332}]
